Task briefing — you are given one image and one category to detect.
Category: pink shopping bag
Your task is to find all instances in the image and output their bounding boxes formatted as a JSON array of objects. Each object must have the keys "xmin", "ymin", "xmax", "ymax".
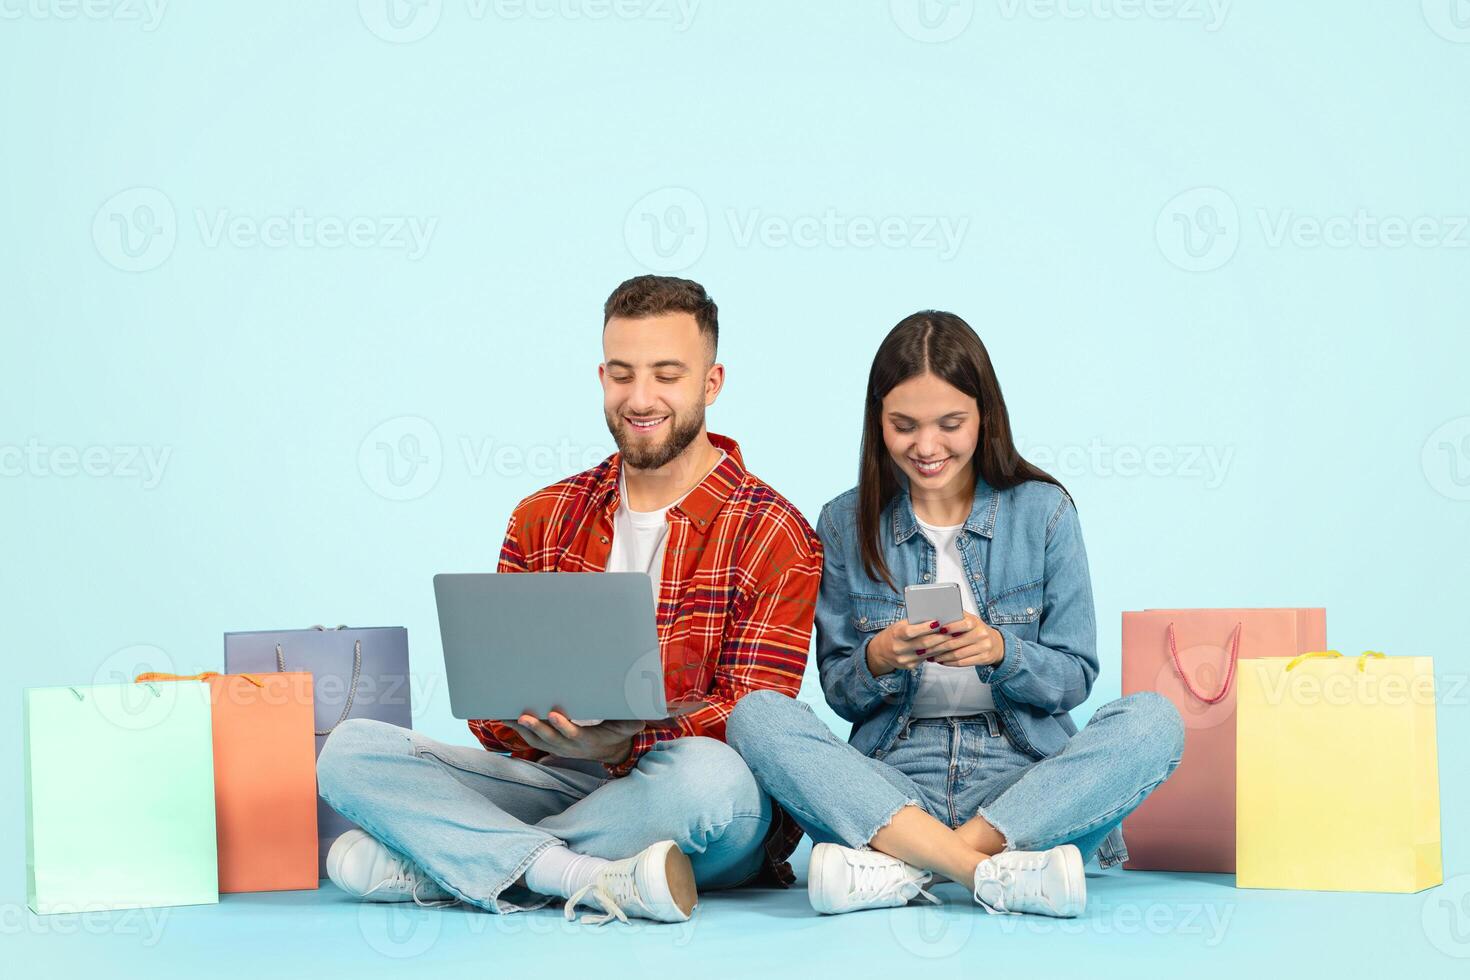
[{"xmin": 1120, "ymin": 608, "xmax": 1326, "ymax": 873}]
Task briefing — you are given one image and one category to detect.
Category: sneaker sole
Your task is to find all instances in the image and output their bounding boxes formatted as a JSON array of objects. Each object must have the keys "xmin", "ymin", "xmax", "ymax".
[
  {"xmin": 325, "ymin": 829, "xmax": 370, "ymax": 894},
  {"xmin": 662, "ymin": 842, "xmax": 698, "ymax": 919},
  {"xmin": 807, "ymin": 843, "xmax": 845, "ymax": 915},
  {"xmin": 1055, "ymin": 844, "xmax": 1086, "ymax": 918}
]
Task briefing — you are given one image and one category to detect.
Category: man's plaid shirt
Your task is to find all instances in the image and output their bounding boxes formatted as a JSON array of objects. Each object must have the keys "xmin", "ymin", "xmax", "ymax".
[{"xmin": 468, "ymin": 433, "xmax": 821, "ymax": 885}]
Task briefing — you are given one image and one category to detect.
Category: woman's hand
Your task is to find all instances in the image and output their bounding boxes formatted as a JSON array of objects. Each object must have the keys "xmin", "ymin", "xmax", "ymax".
[
  {"xmin": 866, "ymin": 619, "xmax": 945, "ymax": 676},
  {"xmin": 922, "ymin": 612, "xmax": 1004, "ymax": 668}
]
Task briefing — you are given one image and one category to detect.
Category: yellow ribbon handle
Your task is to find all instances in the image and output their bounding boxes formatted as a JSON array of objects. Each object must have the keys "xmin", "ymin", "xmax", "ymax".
[
  {"xmin": 135, "ymin": 671, "xmax": 219, "ymax": 683},
  {"xmin": 1285, "ymin": 650, "xmax": 1341, "ymax": 671},
  {"xmin": 134, "ymin": 671, "xmax": 265, "ymax": 688},
  {"xmin": 1283, "ymin": 650, "xmax": 1389, "ymax": 672}
]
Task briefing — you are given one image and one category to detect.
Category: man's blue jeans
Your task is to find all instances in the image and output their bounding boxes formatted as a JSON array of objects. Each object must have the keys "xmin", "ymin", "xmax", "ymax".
[
  {"xmin": 316, "ymin": 720, "xmax": 772, "ymax": 912},
  {"xmin": 726, "ymin": 691, "xmax": 1183, "ymax": 867}
]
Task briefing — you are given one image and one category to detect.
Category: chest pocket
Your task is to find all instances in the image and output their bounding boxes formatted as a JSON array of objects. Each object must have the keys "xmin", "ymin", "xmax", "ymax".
[
  {"xmin": 850, "ymin": 593, "xmax": 906, "ymax": 633},
  {"xmin": 986, "ymin": 580, "xmax": 1043, "ymax": 638}
]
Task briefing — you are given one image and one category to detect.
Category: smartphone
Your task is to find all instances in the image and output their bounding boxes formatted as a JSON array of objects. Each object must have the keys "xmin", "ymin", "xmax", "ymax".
[{"xmin": 904, "ymin": 582, "xmax": 963, "ymax": 628}]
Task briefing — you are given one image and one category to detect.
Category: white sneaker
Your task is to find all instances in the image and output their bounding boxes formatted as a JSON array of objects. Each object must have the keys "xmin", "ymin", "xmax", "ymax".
[
  {"xmin": 564, "ymin": 840, "xmax": 697, "ymax": 926},
  {"xmin": 972, "ymin": 844, "xmax": 1085, "ymax": 917},
  {"xmin": 326, "ymin": 829, "xmax": 457, "ymax": 907},
  {"xmin": 807, "ymin": 843, "xmax": 941, "ymax": 915}
]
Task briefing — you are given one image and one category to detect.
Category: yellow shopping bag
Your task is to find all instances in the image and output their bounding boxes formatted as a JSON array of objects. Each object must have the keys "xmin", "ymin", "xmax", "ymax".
[{"xmin": 1237, "ymin": 651, "xmax": 1442, "ymax": 892}]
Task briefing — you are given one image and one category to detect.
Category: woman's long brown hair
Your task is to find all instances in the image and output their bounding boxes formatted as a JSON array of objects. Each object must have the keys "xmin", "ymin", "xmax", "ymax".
[{"xmin": 858, "ymin": 311, "xmax": 1065, "ymax": 590}]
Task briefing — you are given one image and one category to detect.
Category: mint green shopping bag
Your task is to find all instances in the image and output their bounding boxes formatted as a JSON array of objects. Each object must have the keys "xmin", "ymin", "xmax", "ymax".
[{"xmin": 24, "ymin": 682, "xmax": 220, "ymax": 913}]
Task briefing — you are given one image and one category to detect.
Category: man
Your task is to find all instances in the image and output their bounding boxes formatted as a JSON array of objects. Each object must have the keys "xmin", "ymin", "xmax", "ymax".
[{"xmin": 316, "ymin": 275, "xmax": 821, "ymax": 924}]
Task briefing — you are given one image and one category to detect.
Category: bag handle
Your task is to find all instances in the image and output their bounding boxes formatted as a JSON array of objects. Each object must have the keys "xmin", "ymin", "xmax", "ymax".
[
  {"xmin": 1286, "ymin": 650, "xmax": 1341, "ymax": 671},
  {"xmin": 1286, "ymin": 650, "xmax": 1386, "ymax": 672},
  {"xmin": 1165, "ymin": 621, "xmax": 1241, "ymax": 704},
  {"xmin": 277, "ymin": 639, "xmax": 361, "ymax": 736},
  {"xmin": 134, "ymin": 671, "xmax": 265, "ymax": 688},
  {"xmin": 70, "ymin": 684, "xmax": 160, "ymax": 701}
]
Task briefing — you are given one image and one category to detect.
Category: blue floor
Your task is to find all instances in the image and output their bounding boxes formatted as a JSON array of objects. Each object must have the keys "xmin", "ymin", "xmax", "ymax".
[{"xmin": 10, "ymin": 841, "xmax": 1467, "ymax": 977}]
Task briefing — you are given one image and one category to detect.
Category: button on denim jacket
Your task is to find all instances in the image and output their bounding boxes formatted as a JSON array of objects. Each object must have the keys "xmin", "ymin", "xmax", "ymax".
[{"xmin": 813, "ymin": 476, "xmax": 1128, "ymax": 866}]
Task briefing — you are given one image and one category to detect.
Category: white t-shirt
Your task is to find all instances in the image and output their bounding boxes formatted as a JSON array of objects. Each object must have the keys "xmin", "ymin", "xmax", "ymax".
[
  {"xmin": 605, "ymin": 453, "xmax": 725, "ymax": 599},
  {"xmin": 910, "ymin": 517, "xmax": 996, "ymax": 718}
]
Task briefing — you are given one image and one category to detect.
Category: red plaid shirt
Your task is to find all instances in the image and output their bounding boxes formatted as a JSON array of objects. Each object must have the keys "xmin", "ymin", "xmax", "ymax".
[{"xmin": 468, "ymin": 433, "xmax": 821, "ymax": 884}]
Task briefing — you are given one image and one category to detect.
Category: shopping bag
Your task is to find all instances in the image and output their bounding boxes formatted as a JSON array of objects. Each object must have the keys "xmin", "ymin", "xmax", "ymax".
[
  {"xmin": 224, "ymin": 624, "xmax": 412, "ymax": 874},
  {"xmin": 136, "ymin": 671, "xmax": 319, "ymax": 893},
  {"xmin": 24, "ymin": 681, "xmax": 218, "ymax": 913},
  {"xmin": 1237, "ymin": 651, "xmax": 1442, "ymax": 892},
  {"xmin": 1120, "ymin": 607, "xmax": 1326, "ymax": 872}
]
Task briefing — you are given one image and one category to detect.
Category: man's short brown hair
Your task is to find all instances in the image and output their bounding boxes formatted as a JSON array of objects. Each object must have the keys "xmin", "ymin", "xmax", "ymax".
[{"xmin": 603, "ymin": 275, "xmax": 718, "ymax": 356}]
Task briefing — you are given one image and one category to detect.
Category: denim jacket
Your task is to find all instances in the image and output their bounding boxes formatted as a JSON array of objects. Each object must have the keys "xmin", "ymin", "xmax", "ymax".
[{"xmin": 814, "ymin": 476, "xmax": 1128, "ymax": 867}]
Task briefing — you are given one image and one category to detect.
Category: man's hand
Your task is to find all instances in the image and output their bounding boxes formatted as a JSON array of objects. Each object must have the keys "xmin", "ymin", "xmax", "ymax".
[{"xmin": 502, "ymin": 713, "xmax": 644, "ymax": 765}]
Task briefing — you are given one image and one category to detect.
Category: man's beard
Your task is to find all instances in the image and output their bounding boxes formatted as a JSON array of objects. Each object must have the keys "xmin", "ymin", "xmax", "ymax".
[{"xmin": 606, "ymin": 404, "xmax": 706, "ymax": 471}]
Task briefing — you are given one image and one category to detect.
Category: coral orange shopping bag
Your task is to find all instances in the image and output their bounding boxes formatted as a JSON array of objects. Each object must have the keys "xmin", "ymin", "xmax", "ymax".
[
  {"xmin": 137, "ymin": 672, "xmax": 318, "ymax": 893},
  {"xmin": 1120, "ymin": 608, "xmax": 1326, "ymax": 872}
]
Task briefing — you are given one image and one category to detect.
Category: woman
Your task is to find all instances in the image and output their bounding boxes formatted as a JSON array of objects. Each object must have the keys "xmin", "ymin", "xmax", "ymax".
[{"xmin": 726, "ymin": 311, "xmax": 1183, "ymax": 917}]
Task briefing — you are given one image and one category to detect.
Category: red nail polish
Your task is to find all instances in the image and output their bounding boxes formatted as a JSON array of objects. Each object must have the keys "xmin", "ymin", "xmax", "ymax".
[
  {"xmin": 917, "ymin": 649, "xmax": 926, "ymax": 656},
  {"xmin": 939, "ymin": 628, "xmax": 949, "ymax": 634},
  {"xmin": 930, "ymin": 620, "xmax": 940, "ymax": 628}
]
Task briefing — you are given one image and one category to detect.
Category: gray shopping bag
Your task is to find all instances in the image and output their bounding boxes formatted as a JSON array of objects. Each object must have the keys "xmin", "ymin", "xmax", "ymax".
[{"xmin": 224, "ymin": 625, "xmax": 412, "ymax": 875}]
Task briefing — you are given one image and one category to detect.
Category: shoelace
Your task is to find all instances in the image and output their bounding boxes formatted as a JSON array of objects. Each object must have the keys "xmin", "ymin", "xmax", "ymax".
[
  {"xmin": 564, "ymin": 860, "xmax": 650, "ymax": 926},
  {"xmin": 564, "ymin": 881, "xmax": 631, "ymax": 926},
  {"xmin": 359, "ymin": 866, "xmax": 457, "ymax": 909},
  {"xmin": 973, "ymin": 860, "xmax": 1019, "ymax": 914},
  {"xmin": 851, "ymin": 859, "xmax": 941, "ymax": 906}
]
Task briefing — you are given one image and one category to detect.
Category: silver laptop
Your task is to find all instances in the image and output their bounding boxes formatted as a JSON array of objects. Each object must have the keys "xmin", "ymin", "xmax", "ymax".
[{"xmin": 433, "ymin": 572, "xmax": 701, "ymax": 722}]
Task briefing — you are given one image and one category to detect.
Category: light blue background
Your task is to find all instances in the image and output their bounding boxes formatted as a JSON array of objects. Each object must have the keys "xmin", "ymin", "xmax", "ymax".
[{"xmin": 3, "ymin": 2, "xmax": 1467, "ymax": 975}]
